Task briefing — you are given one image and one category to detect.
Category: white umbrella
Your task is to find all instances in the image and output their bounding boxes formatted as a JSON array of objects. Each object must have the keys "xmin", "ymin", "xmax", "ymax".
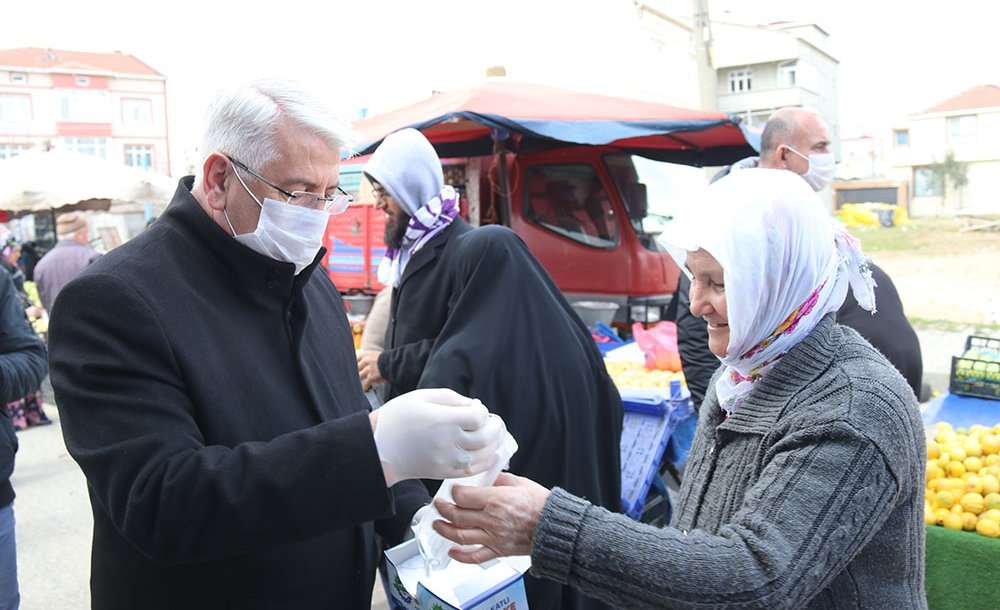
[{"xmin": 0, "ymin": 149, "xmax": 174, "ymax": 214}]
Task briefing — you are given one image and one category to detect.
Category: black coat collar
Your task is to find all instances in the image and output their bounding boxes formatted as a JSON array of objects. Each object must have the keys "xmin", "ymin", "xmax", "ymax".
[
  {"xmin": 397, "ymin": 219, "xmax": 472, "ymax": 291},
  {"xmin": 161, "ymin": 177, "xmax": 326, "ymax": 304}
]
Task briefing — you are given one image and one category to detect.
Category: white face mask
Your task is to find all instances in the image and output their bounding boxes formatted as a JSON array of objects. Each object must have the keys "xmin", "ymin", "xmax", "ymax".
[
  {"xmin": 785, "ymin": 146, "xmax": 836, "ymax": 192},
  {"xmin": 225, "ymin": 172, "xmax": 329, "ymax": 274}
]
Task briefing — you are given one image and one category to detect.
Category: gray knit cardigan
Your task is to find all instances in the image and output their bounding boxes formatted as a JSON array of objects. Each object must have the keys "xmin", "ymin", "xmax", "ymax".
[{"xmin": 532, "ymin": 315, "xmax": 926, "ymax": 609}]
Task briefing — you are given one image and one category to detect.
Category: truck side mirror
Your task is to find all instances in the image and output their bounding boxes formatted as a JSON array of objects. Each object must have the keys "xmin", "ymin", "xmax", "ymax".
[{"xmin": 624, "ymin": 183, "xmax": 648, "ymax": 220}]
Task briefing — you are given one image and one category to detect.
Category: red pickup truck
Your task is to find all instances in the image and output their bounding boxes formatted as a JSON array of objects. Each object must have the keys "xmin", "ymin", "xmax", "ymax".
[{"xmin": 325, "ymin": 82, "xmax": 753, "ymax": 327}]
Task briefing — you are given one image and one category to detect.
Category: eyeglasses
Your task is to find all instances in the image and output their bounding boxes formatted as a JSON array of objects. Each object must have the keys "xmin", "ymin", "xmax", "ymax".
[{"xmin": 226, "ymin": 155, "xmax": 353, "ymax": 214}]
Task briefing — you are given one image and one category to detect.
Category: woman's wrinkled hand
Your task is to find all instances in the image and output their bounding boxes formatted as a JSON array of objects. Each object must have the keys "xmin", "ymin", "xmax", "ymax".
[{"xmin": 432, "ymin": 472, "xmax": 551, "ymax": 563}]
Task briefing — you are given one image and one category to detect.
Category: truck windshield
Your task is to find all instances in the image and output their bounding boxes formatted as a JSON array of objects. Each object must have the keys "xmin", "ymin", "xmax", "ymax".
[{"xmin": 603, "ymin": 153, "xmax": 708, "ymax": 251}]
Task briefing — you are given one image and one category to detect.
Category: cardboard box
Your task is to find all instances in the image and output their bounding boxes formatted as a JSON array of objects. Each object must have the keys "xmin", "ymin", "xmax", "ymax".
[{"xmin": 383, "ymin": 539, "xmax": 531, "ymax": 610}]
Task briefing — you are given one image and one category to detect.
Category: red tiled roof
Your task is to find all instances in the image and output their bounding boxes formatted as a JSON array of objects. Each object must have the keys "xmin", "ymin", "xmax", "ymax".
[
  {"xmin": 923, "ymin": 85, "xmax": 1000, "ymax": 114},
  {"xmin": 0, "ymin": 47, "xmax": 162, "ymax": 77}
]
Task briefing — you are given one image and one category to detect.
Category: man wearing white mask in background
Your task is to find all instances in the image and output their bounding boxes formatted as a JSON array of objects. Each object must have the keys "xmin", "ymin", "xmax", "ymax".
[
  {"xmin": 756, "ymin": 106, "xmax": 836, "ymax": 186},
  {"xmin": 676, "ymin": 107, "xmax": 923, "ymax": 416},
  {"xmin": 711, "ymin": 107, "xmax": 835, "ymax": 186},
  {"xmin": 47, "ymin": 80, "xmax": 504, "ymax": 610}
]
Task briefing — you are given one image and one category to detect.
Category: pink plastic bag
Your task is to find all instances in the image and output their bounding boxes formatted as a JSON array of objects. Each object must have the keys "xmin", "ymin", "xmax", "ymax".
[{"xmin": 632, "ymin": 321, "xmax": 682, "ymax": 372}]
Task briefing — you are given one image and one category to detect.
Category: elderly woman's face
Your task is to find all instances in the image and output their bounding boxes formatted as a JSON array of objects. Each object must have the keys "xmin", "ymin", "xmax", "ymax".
[{"xmin": 687, "ymin": 248, "xmax": 729, "ymax": 358}]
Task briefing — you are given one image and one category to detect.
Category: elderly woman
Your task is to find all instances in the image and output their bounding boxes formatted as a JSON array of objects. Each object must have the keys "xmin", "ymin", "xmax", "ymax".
[{"xmin": 433, "ymin": 169, "xmax": 926, "ymax": 610}]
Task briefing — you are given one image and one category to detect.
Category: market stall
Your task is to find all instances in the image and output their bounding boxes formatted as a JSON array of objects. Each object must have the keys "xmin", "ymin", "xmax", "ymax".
[
  {"xmin": 921, "ymin": 335, "xmax": 1000, "ymax": 610},
  {"xmin": 600, "ymin": 321, "xmax": 696, "ymax": 525},
  {"xmin": 0, "ymin": 148, "xmax": 174, "ymax": 247}
]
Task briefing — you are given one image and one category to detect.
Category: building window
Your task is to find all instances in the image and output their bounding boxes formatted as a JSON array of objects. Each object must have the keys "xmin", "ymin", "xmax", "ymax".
[
  {"xmin": 0, "ymin": 94, "xmax": 32, "ymax": 123},
  {"xmin": 65, "ymin": 137, "xmax": 108, "ymax": 159},
  {"xmin": 749, "ymin": 110, "xmax": 771, "ymax": 129},
  {"xmin": 947, "ymin": 115, "xmax": 977, "ymax": 141},
  {"xmin": 778, "ymin": 62, "xmax": 797, "ymax": 88},
  {"xmin": 914, "ymin": 166, "xmax": 943, "ymax": 197},
  {"xmin": 10, "ymin": 73, "xmax": 27, "ymax": 85},
  {"xmin": 524, "ymin": 164, "xmax": 619, "ymax": 249},
  {"xmin": 124, "ymin": 144, "xmax": 154, "ymax": 170},
  {"xmin": 0, "ymin": 143, "xmax": 31, "ymax": 160},
  {"xmin": 728, "ymin": 69, "xmax": 752, "ymax": 93},
  {"xmin": 121, "ymin": 98, "xmax": 154, "ymax": 125},
  {"xmin": 894, "ymin": 129, "xmax": 910, "ymax": 148},
  {"xmin": 59, "ymin": 90, "xmax": 111, "ymax": 122},
  {"xmin": 75, "ymin": 75, "xmax": 90, "ymax": 87}
]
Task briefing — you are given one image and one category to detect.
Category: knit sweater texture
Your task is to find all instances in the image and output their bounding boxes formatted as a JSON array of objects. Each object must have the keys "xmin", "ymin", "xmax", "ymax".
[{"xmin": 531, "ymin": 315, "xmax": 926, "ymax": 609}]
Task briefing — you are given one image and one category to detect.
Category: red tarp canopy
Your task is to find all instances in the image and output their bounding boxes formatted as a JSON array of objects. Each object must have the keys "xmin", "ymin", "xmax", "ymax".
[{"xmin": 352, "ymin": 81, "xmax": 756, "ymax": 166}]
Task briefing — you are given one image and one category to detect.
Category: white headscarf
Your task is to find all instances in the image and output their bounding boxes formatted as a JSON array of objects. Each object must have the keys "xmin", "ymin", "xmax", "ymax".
[{"xmin": 659, "ymin": 169, "xmax": 876, "ymax": 413}]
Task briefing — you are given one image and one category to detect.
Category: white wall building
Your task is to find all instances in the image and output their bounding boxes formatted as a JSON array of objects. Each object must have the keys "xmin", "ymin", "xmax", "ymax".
[
  {"xmin": 631, "ymin": 4, "xmax": 840, "ymax": 156},
  {"xmin": 712, "ymin": 21, "xmax": 839, "ymax": 154},
  {"xmin": 888, "ymin": 85, "xmax": 1000, "ymax": 215},
  {"xmin": 0, "ymin": 47, "xmax": 169, "ymax": 174},
  {"xmin": 838, "ymin": 134, "xmax": 887, "ymax": 180}
]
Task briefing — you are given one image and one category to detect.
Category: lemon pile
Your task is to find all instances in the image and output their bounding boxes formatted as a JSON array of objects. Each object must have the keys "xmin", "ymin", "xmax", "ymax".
[
  {"xmin": 924, "ymin": 422, "xmax": 1000, "ymax": 539},
  {"xmin": 605, "ymin": 360, "xmax": 685, "ymax": 394},
  {"xmin": 835, "ymin": 202, "xmax": 908, "ymax": 229}
]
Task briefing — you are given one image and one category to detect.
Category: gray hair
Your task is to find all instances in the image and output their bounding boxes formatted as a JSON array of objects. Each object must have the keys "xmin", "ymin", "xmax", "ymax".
[
  {"xmin": 760, "ymin": 107, "xmax": 827, "ymax": 156},
  {"xmin": 760, "ymin": 114, "xmax": 792, "ymax": 156},
  {"xmin": 195, "ymin": 79, "xmax": 354, "ymax": 183}
]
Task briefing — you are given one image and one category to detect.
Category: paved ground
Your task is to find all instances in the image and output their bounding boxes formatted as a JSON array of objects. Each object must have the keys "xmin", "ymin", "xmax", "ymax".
[
  {"xmin": 9, "ymin": 405, "xmax": 91, "ymax": 610},
  {"xmin": 918, "ymin": 328, "xmax": 971, "ymax": 396}
]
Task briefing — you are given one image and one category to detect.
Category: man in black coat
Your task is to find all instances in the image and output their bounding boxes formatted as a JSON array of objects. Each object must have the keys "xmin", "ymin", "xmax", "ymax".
[
  {"xmin": 0, "ymin": 269, "xmax": 48, "ymax": 609},
  {"xmin": 356, "ymin": 129, "xmax": 622, "ymax": 610},
  {"xmin": 48, "ymin": 81, "xmax": 504, "ymax": 610}
]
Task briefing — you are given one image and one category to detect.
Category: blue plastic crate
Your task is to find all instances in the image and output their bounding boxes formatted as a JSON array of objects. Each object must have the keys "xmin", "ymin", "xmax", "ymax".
[
  {"xmin": 619, "ymin": 380, "xmax": 692, "ymax": 520},
  {"xmin": 622, "ymin": 393, "xmax": 669, "ymax": 416},
  {"xmin": 664, "ymin": 412, "xmax": 698, "ymax": 469},
  {"xmin": 620, "ymin": 410, "xmax": 673, "ymax": 519}
]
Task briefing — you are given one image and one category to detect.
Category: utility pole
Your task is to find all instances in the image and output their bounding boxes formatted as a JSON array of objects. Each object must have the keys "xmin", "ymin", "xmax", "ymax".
[{"xmin": 691, "ymin": 0, "xmax": 717, "ymax": 111}]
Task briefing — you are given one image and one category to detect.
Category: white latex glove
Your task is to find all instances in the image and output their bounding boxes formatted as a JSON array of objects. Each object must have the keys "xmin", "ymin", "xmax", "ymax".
[
  {"xmin": 373, "ymin": 389, "xmax": 505, "ymax": 487},
  {"xmin": 410, "ymin": 430, "xmax": 518, "ymax": 569}
]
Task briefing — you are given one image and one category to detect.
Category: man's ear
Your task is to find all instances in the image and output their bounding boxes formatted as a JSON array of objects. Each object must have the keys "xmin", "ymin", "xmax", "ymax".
[
  {"xmin": 767, "ymin": 145, "xmax": 789, "ymax": 170},
  {"xmin": 202, "ymin": 153, "xmax": 231, "ymax": 212}
]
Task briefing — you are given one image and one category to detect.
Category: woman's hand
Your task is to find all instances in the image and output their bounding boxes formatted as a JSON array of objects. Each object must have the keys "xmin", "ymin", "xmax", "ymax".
[{"xmin": 432, "ymin": 472, "xmax": 551, "ymax": 563}]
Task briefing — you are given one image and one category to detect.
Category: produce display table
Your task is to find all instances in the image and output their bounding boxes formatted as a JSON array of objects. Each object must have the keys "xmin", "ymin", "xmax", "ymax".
[
  {"xmin": 922, "ymin": 389, "xmax": 999, "ymax": 610},
  {"xmin": 600, "ymin": 337, "xmax": 695, "ymax": 522},
  {"xmin": 922, "ymin": 393, "xmax": 1000, "ymax": 429},
  {"xmin": 925, "ymin": 525, "xmax": 1000, "ymax": 610}
]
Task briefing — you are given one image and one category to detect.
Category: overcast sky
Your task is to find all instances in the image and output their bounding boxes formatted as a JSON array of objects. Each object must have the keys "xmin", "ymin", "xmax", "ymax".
[{"xmin": 5, "ymin": 0, "xmax": 997, "ymax": 176}]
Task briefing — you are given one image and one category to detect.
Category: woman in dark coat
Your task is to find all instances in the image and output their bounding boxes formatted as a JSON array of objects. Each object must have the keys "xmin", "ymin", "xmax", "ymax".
[{"xmin": 0, "ymin": 231, "xmax": 50, "ymax": 430}]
